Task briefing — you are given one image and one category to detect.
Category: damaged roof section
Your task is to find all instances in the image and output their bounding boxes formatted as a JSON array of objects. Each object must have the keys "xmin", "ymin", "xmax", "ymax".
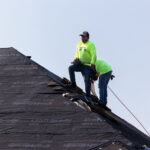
[
  {"xmin": 0, "ymin": 47, "xmax": 149, "ymax": 150},
  {"xmin": 90, "ymin": 141, "xmax": 130, "ymax": 150}
]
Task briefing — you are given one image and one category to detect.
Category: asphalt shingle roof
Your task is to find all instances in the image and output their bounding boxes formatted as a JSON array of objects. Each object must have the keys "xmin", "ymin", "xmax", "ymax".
[{"xmin": 0, "ymin": 47, "xmax": 149, "ymax": 150}]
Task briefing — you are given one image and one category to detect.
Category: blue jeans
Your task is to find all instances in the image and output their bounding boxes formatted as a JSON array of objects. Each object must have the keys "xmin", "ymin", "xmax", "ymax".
[
  {"xmin": 98, "ymin": 71, "xmax": 112, "ymax": 104},
  {"xmin": 68, "ymin": 64, "xmax": 91, "ymax": 96}
]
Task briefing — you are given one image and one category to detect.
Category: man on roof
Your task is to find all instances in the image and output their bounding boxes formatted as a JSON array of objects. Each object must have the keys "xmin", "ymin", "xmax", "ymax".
[
  {"xmin": 90, "ymin": 59, "xmax": 113, "ymax": 105},
  {"xmin": 68, "ymin": 31, "xmax": 97, "ymax": 97}
]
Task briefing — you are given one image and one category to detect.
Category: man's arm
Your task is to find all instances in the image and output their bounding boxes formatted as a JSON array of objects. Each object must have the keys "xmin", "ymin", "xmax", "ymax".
[
  {"xmin": 91, "ymin": 82, "xmax": 98, "ymax": 97},
  {"xmin": 72, "ymin": 44, "xmax": 79, "ymax": 64},
  {"xmin": 90, "ymin": 44, "xmax": 97, "ymax": 69},
  {"xmin": 90, "ymin": 44, "xmax": 96, "ymax": 64},
  {"xmin": 76, "ymin": 44, "xmax": 79, "ymax": 59}
]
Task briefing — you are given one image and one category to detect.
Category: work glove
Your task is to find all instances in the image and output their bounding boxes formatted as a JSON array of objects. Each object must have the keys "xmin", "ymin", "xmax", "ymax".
[
  {"xmin": 71, "ymin": 58, "xmax": 83, "ymax": 66},
  {"xmin": 90, "ymin": 69, "xmax": 98, "ymax": 81},
  {"xmin": 110, "ymin": 75, "xmax": 115, "ymax": 80},
  {"xmin": 71, "ymin": 58, "xmax": 79, "ymax": 64},
  {"xmin": 90, "ymin": 64, "xmax": 95, "ymax": 71}
]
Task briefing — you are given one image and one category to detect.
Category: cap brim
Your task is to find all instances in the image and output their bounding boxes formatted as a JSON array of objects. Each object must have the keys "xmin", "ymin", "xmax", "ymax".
[{"xmin": 79, "ymin": 34, "xmax": 85, "ymax": 36}]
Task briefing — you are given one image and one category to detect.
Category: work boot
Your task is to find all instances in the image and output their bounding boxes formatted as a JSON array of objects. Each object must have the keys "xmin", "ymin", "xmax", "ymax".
[
  {"xmin": 85, "ymin": 93, "xmax": 90, "ymax": 97},
  {"xmin": 98, "ymin": 100, "xmax": 107, "ymax": 107},
  {"xmin": 72, "ymin": 83, "xmax": 77, "ymax": 88},
  {"xmin": 84, "ymin": 95, "xmax": 94, "ymax": 105},
  {"xmin": 66, "ymin": 82, "xmax": 76, "ymax": 89}
]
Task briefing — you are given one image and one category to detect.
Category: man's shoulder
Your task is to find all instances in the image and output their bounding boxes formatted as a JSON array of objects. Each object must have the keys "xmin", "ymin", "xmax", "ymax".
[
  {"xmin": 87, "ymin": 41, "xmax": 95, "ymax": 47},
  {"xmin": 77, "ymin": 41, "xmax": 83, "ymax": 46},
  {"xmin": 96, "ymin": 60, "xmax": 111, "ymax": 67},
  {"xmin": 95, "ymin": 59, "xmax": 100, "ymax": 65},
  {"xmin": 96, "ymin": 59, "xmax": 106, "ymax": 64}
]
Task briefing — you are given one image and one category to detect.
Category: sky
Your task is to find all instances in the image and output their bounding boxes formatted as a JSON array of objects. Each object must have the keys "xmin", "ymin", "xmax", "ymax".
[{"xmin": 0, "ymin": 0, "xmax": 150, "ymax": 136}]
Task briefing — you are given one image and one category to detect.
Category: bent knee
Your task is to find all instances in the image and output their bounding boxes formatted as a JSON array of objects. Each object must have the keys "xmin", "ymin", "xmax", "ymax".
[{"xmin": 68, "ymin": 65, "xmax": 74, "ymax": 71}]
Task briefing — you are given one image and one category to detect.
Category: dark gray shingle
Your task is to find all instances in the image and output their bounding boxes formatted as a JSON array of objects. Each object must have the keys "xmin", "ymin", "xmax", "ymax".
[{"xmin": 0, "ymin": 47, "xmax": 149, "ymax": 150}]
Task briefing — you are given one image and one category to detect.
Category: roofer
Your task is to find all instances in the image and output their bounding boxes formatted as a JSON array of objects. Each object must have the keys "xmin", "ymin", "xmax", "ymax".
[
  {"xmin": 68, "ymin": 31, "xmax": 97, "ymax": 97},
  {"xmin": 90, "ymin": 59, "xmax": 113, "ymax": 105}
]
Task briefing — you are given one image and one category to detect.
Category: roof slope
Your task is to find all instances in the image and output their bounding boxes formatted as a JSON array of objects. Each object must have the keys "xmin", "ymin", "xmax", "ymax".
[{"xmin": 0, "ymin": 47, "xmax": 149, "ymax": 150}]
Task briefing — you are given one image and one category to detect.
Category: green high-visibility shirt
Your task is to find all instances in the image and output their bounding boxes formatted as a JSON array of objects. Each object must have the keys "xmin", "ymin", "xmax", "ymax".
[
  {"xmin": 95, "ymin": 60, "xmax": 112, "ymax": 75},
  {"xmin": 76, "ymin": 41, "xmax": 96, "ymax": 66}
]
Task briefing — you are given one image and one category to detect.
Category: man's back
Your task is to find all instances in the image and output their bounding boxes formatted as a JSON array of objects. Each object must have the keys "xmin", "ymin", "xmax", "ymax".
[{"xmin": 95, "ymin": 60, "xmax": 112, "ymax": 75}]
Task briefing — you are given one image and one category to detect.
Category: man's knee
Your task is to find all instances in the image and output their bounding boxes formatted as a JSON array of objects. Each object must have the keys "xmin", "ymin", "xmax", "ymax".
[{"xmin": 68, "ymin": 65, "xmax": 75, "ymax": 72}]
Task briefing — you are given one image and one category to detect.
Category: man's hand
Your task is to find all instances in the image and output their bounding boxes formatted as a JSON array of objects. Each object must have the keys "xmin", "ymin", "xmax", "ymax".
[
  {"xmin": 111, "ymin": 75, "xmax": 115, "ymax": 80},
  {"xmin": 96, "ymin": 72, "xmax": 100, "ymax": 77},
  {"xmin": 71, "ymin": 58, "xmax": 79, "ymax": 64},
  {"xmin": 90, "ymin": 64, "xmax": 95, "ymax": 71},
  {"xmin": 71, "ymin": 58, "xmax": 83, "ymax": 66}
]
